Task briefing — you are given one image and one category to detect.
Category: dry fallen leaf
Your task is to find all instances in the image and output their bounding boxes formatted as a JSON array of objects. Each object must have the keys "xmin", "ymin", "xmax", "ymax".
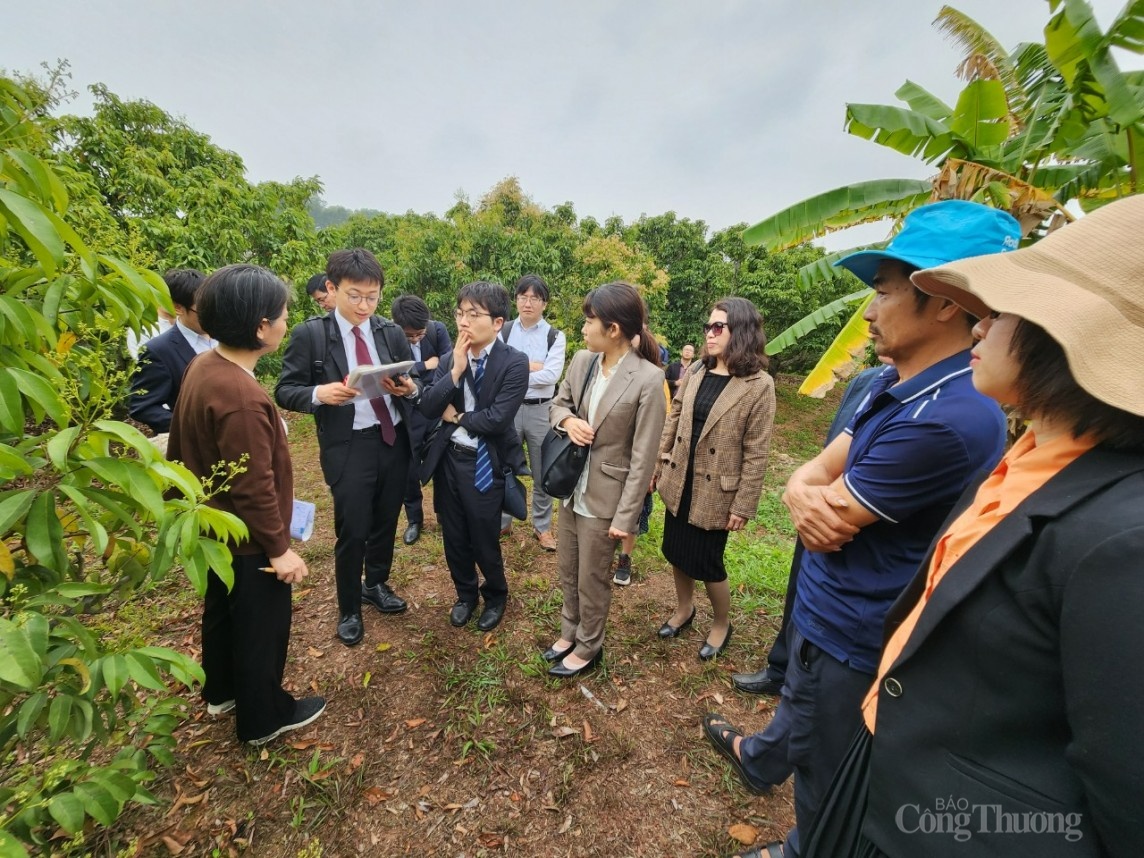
[
  {"xmin": 613, "ymin": 698, "xmax": 629, "ymax": 714},
  {"xmin": 729, "ymin": 823, "xmax": 759, "ymax": 845},
  {"xmin": 558, "ymin": 815, "xmax": 573, "ymax": 834},
  {"xmin": 673, "ymin": 779, "xmax": 690, "ymax": 787},
  {"xmin": 375, "ymin": 643, "xmax": 391, "ymax": 652},
  {"xmin": 348, "ymin": 753, "xmax": 365, "ymax": 772},
  {"xmin": 551, "ymin": 726, "xmax": 579, "ymax": 738},
  {"xmin": 405, "ymin": 718, "xmax": 427, "ymax": 729},
  {"xmin": 582, "ymin": 721, "xmax": 594, "ymax": 743},
  {"xmin": 363, "ymin": 787, "xmax": 394, "ymax": 805},
  {"xmin": 479, "ymin": 832, "xmax": 505, "ymax": 848},
  {"xmin": 306, "ymin": 646, "xmax": 324, "ymax": 658}
]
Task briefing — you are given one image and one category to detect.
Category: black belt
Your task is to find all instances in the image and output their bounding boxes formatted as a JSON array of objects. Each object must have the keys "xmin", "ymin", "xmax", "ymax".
[
  {"xmin": 448, "ymin": 440, "xmax": 476, "ymax": 456},
  {"xmin": 352, "ymin": 425, "xmax": 380, "ymax": 435},
  {"xmin": 523, "ymin": 397, "xmax": 552, "ymax": 405}
]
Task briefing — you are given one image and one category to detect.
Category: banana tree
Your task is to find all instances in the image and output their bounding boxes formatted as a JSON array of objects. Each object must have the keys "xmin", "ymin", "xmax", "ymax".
[{"xmin": 752, "ymin": 0, "xmax": 1144, "ymax": 395}]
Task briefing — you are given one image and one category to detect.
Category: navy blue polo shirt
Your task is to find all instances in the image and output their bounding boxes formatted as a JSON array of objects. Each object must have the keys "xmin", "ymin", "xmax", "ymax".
[{"xmin": 791, "ymin": 351, "xmax": 1006, "ymax": 674}]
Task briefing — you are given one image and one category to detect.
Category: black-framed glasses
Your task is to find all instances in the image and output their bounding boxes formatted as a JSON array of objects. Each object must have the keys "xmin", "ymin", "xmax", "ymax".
[
  {"xmin": 703, "ymin": 322, "xmax": 730, "ymax": 336},
  {"xmin": 344, "ymin": 293, "xmax": 381, "ymax": 306},
  {"xmin": 454, "ymin": 308, "xmax": 492, "ymax": 322}
]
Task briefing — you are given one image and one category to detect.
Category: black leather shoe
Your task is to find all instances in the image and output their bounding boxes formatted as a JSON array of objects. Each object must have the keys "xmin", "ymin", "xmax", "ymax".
[
  {"xmin": 337, "ymin": 613, "xmax": 364, "ymax": 647},
  {"xmin": 362, "ymin": 582, "xmax": 407, "ymax": 614},
  {"xmin": 476, "ymin": 602, "xmax": 506, "ymax": 632},
  {"xmin": 449, "ymin": 601, "xmax": 477, "ymax": 627},
  {"xmin": 732, "ymin": 669, "xmax": 784, "ymax": 696},
  {"xmin": 541, "ymin": 642, "xmax": 575, "ymax": 663},
  {"xmin": 402, "ymin": 522, "xmax": 421, "ymax": 545},
  {"xmin": 657, "ymin": 606, "xmax": 696, "ymax": 639},
  {"xmin": 698, "ymin": 624, "xmax": 733, "ymax": 661},
  {"xmin": 548, "ymin": 649, "xmax": 602, "ymax": 678}
]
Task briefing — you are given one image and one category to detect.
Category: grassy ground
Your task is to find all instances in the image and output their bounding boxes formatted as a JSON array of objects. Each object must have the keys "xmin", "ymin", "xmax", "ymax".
[{"xmin": 80, "ymin": 373, "xmax": 845, "ymax": 858}]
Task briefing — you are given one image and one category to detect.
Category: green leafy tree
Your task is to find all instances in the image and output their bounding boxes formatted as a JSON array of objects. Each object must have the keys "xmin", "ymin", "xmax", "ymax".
[{"xmin": 0, "ymin": 76, "xmax": 247, "ymax": 856}]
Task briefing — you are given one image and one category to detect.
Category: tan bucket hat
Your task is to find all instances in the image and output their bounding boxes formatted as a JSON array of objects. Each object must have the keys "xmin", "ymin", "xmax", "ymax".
[{"xmin": 911, "ymin": 194, "xmax": 1144, "ymax": 416}]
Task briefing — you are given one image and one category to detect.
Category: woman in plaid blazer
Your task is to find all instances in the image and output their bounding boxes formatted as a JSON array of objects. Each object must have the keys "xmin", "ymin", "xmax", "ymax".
[{"xmin": 654, "ymin": 298, "xmax": 776, "ymax": 660}]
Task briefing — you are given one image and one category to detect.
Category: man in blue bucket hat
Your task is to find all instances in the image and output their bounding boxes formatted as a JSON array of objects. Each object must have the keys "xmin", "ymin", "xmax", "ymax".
[{"xmin": 703, "ymin": 200, "xmax": 1020, "ymax": 858}]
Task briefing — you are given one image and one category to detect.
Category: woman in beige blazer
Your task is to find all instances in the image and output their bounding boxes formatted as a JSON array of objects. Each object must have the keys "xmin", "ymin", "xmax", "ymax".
[
  {"xmin": 544, "ymin": 282, "xmax": 668, "ymax": 678},
  {"xmin": 654, "ymin": 298, "xmax": 775, "ymax": 659}
]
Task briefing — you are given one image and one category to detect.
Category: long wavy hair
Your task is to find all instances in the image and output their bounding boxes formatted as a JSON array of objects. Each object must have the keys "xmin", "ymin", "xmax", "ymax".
[{"xmin": 701, "ymin": 297, "xmax": 768, "ymax": 377}]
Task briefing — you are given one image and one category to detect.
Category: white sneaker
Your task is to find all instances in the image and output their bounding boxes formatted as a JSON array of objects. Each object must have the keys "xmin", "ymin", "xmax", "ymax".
[
  {"xmin": 247, "ymin": 696, "xmax": 326, "ymax": 747},
  {"xmin": 207, "ymin": 699, "xmax": 235, "ymax": 715},
  {"xmin": 612, "ymin": 555, "xmax": 633, "ymax": 586}
]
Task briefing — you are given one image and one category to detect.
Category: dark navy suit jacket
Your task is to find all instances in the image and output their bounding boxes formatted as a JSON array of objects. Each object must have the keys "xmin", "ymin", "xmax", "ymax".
[{"xmin": 128, "ymin": 324, "xmax": 198, "ymax": 433}]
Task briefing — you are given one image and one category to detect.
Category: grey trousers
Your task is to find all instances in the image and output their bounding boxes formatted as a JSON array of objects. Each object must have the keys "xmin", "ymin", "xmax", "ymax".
[
  {"xmin": 501, "ymin": 401, "xmax": 554, "ymax": 533},
  {"xmin": 557, "ymin": 506, "xmax": 619, "ymax": 660}
]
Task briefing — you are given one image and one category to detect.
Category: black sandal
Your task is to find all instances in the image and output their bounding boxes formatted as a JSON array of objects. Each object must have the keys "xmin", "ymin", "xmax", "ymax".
[{"xmin": 702, "ymin": 713, "xmax": 773, "ymax": 796}]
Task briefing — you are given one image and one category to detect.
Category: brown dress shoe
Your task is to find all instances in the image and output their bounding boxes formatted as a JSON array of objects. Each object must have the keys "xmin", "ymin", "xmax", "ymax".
[{"xmin": 535, "ymin": 530, "xmax": 557, "ymax": 551}]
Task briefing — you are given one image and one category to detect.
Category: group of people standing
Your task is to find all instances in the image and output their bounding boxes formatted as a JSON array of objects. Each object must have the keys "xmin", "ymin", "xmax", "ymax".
[{"xmin": 144, "ymin": 194, "xmax": 1144, "ymax": 857}]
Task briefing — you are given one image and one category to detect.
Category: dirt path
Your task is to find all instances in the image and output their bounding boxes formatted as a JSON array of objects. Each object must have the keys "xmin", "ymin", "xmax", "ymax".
[{"xmin": 108, "ymin": 375, "xmax": 843, "ymax": 858}]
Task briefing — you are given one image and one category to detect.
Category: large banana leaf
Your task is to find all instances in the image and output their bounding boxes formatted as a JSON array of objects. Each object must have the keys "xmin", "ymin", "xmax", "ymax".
[
  {"xmin": 894, "ymin": 80, "xmax": 953, "ymax": 120},
  {"xmin": 766, "ymin": 288, "xmax": 870, "ymax": 355},
  {"xmin": 796, "ymin": 242, "xmax": 887, "ymax": 291},
  {"xmin": 797, "ymin": 292, "xmax": 877, "ymax": 398},
  {"xmin": 949, "ymin": 79, "xmax": 1011, "ymax": 151},
  {"xmin": 1106, "ymin": 0, "xmax": 1144, "ymax": 54},
  {"xmin": 845, "ymin": 103, "xmax": 957, "ymax": 163},
  {"xmin": 741, "ymin": 180, "xmax": 931, "ymax": 251},
  {"xmin": 935, "ymin": 6, "xmax": 1025, "ymax": 117}
]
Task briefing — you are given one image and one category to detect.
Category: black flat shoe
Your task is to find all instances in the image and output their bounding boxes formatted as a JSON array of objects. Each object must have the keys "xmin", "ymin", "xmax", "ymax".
[
  {"xmin": 542, "ymin": 642, "xmax": 575, "ymax": 663},
  {"xmin": 337, "ymin": 613, "xmax": 364, "ymax": 647},
  {"xmin": 449, "ymin": 601, "xmax": 477, "ymax": 627},
  {"xmin": 698, "ymin": 624, "xmax": 733, "ymax": 661},
  {"xmin": 362, "ymin": 582, "xmax": 407, "ymax": 614},
  {"xmin": 477, "ymin": 602, "xmax": 506, "ymax": 631},
  {"xmin": 657, "ymin": 606, "xmax": 696, "ymax": 639},
  {"xmin": 548, "ymin": 649, "xmax": 602, "ymax": 678},
  {"xmin": 402, "ymin": 522, "xmax": 421, "ymax": 545}
]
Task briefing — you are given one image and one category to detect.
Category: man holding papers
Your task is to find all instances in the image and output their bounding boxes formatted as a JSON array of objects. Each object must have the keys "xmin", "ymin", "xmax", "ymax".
[{"xmin": 276, "ymin": 248, "xmax": 420, "ymax": 646}]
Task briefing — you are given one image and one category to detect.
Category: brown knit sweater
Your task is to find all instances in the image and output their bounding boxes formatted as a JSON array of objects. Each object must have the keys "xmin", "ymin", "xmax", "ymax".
[{"xmin": 167, "ymin": 350, "xmax": 293, "ymax": 557}]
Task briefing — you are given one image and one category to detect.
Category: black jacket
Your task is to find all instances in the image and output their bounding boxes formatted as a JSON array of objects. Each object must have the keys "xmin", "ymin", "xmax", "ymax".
[
  {"xmin": 864, "ymin": 446, "xmax": 1144, "ymax": 857},
  {"xmin": 417, "ymin": 339, "xmax": 528, "ymax": 485},
  {"xmin": 275, "ymin": 313, "xmax": 415, "ymax": 486},
  {"xmin": 128, "ymin": 324, "xmax": 198, "ymax": 433}
]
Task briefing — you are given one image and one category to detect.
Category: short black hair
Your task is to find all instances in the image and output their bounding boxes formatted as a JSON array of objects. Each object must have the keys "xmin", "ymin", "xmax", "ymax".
[
  {"xmin": 514, "ymin": 273, "xmax": 550, "ymax": 303},
  {"xmin": 326, "ymin": 248, "xmax": 384, "ymax": 288},
  {"xmin": 457, "ymin": 281, "xmax": 510, "ymax": 322},
  {"xmin": 1011, "ymin": 319, "xmax": 1144, "ymax": 451},
  {"xmin": 197, "ymin": 265, "xmax": 289, "ymax": 351},
  {"xmin": 305, "ymin": 273, "xmax": 328, "ymax": 296},
  {"xmin": 164, "ymin": 268, "xmax": 206, "ymax": 310},
  {"xmin": 391, "ymin": 294, "xmax": 430, "ymax": 330}
]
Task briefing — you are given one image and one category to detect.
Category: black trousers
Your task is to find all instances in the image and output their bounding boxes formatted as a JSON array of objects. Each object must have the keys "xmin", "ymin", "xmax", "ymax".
[
  {"xmin": 201, "ymin": 553, "xmax": 296, "ymax": 742},
  {"xmin": 765, "ymin": 538, "xmax": 805, "ymax": 682},
  {"xmin": 434, "ymin": 444, "xmax": 507, "ymax": 606},
  {"xmin": 402, "ymin": 419, "xmax": 428, "ymax": 526},
  {"xmin": 330, "ymin": 427, "xmax": 411, "ymax": 616}
]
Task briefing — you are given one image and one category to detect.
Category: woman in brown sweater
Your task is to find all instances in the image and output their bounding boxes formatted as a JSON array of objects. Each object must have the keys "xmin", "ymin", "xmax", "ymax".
[{"xmin": 168, "ymin": 265, "xmax": 325, "ymax": 746}]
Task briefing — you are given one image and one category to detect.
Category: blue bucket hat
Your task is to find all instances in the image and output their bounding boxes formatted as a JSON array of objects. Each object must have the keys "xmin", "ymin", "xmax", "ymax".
[{"xmin": 835, "ymin": 200, "xmax": 1021, "ymax": 287}]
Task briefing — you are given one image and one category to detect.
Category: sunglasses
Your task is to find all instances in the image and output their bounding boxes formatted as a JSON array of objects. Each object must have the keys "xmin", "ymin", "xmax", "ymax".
[{"xmin": 703, "ymin": 322, "xmax": 730, "ymax": 336}]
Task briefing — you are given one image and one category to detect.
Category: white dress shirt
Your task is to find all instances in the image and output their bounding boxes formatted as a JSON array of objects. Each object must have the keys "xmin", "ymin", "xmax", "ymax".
[{"xmin": 505, "ymin": 317, "xmax": 566, "ymax": 400}]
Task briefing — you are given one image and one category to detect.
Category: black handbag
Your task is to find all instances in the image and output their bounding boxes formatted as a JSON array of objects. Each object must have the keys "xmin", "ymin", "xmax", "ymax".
[
  {"xmin": 501, "ymin": 466, "xmax": 528, "ymax": 520},
  {"xmin": 540, "ymin": 356, "xmax": 599, "ymax": 499}
]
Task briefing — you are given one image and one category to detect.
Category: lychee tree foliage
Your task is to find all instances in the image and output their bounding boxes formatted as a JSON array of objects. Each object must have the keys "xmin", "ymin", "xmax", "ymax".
[{"xmin": 0, "ymin": 77, "xmax": 246, "ymax": 855}]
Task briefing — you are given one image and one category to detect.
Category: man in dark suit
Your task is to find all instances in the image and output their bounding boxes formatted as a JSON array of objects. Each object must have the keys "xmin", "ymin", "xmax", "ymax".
[
  {"xmin": 275, "ymin": 249, "xmax": 420, "ymax": 647},
  {"xmin": 390, "ymin": 294, "xmax": 452, "ymax": 546},
  {"xmin": 129, "ymin": 268, "xmax": 212, "ymax": 433},
  {"xmin": 419, "ymin": 281, "xmax": 528, "ymax": 632}
]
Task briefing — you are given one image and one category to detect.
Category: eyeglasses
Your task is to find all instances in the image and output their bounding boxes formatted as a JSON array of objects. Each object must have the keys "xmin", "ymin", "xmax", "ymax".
[
  {"xmin": 703, "ymin": 322, "xmax": 730, "ymax": 336},
  {"xmin": 454, "ymin": 308, "xmax": 493, "ymax": 322},
  {"xmin": 344, "ymin": 293, "xmax": 381, "ymax": 306},
  {"xmin": 516, "ymin": 294, "xmax": 544, "ymax": 305}
]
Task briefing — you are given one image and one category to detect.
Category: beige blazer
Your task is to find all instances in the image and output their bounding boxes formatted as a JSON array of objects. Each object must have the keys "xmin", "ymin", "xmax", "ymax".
[
  {"xmin": 550, "ymin": 349, "xmax": 667, "ymax": 534},
  {"xmin": 655, "ymin": 364, "xmax": 775, "ymax": 530}
]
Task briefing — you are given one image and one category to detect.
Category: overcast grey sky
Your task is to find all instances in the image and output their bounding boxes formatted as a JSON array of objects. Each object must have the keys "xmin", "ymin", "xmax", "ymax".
[{"xmin": 6, "ymin": 1, "xmax": 1139, "ymax": 248}]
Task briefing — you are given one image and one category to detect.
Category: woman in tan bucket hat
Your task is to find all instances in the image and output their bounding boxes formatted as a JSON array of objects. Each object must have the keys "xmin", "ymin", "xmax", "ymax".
[{"xmin": 777, "ymin": 195, "xmax": 1144, "ymax": 858}]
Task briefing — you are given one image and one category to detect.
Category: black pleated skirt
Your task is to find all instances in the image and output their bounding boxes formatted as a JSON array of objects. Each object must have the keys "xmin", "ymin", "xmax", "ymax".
[{"xmin": 661, "ymin": 464, "xmax": 729, "ymax": 583}]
